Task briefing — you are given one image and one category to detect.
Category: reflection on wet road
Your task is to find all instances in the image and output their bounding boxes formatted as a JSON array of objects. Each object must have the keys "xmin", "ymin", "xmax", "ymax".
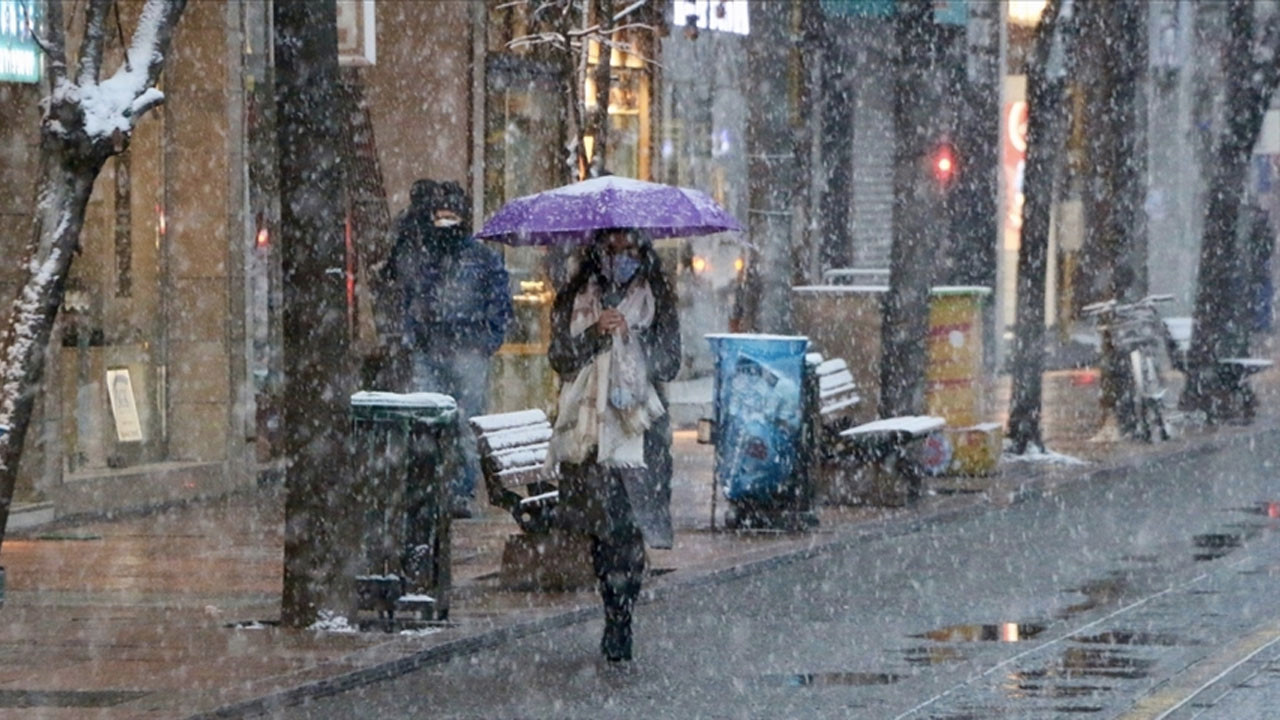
[{"xmin": 268, "ymin": 436, "xmax": 1280, "ymax": 720}]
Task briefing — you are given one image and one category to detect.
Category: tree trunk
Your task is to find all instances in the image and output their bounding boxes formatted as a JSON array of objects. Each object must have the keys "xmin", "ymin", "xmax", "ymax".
[
  {"xmin": 275, "ymin": 0, "xmax": 355, "ymax": 628},
  {"xmin": 0, "ymin": 153, "xmax": 103, "ymax": 548},
  {"xmin": 818, "ymin": 28, "xmax": 854, "ymax": 272},
  {"xmin": 878, "ymin": 0, "xmax": 935, "ymax": 418},
  {"xmin": 586, "ymin": 0, "xmax": 612, "ymax": 178},
  {"xmin": 1007, "ymin": 1, "xmax": 1066, "ymax": 454},
  {"xmin": 742, "ymin": 0, "xmax": 799, "ymax": 334},
  {"xmin": 1182, "ymin": 0, "xmax": 1280, "ymax": 419}
]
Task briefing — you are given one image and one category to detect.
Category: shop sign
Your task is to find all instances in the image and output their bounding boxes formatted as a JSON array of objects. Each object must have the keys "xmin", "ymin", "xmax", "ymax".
[
  {"xmin": 0, "ymin": 0, "xmax": 40, "ymax": 84},
  {"xmin": 337, "ymin": 0, "xmax": 376, "ymax": 66}
]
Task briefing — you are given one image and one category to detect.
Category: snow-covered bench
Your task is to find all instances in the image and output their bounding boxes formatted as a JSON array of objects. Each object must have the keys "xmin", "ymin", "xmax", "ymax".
[
  {"xmin": 469, "ymin": 409, "xmax": 557, "ymax": 533},
  {"xmin": 802, "ymin": 351, "xmax": 943, "ymax": 504},
  {"xmin": 1212, "ymin": 358, "xmax": 1273, "ymax": 424},
  {"xmin": 832, "ymin": 415, "xmax": 947, "ymax": 503},
  {"xmin": 806, "ymin": 353, "xmax": 862, "ymax": 445},
  {"xmin": 469, "ymin": 410, "xmax": 594, "ymax": 590}
]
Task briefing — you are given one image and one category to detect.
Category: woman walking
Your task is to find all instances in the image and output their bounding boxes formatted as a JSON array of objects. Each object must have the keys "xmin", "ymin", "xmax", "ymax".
[{"xmin": 547, "ymin": 228, "xmax": 680, "ymax": 662}]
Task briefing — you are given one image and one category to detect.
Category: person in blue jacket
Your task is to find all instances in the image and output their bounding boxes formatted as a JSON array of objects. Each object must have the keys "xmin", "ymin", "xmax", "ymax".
[{"xmin": 386, "ymin": 179, "xmax": 513, "ymax": 517}]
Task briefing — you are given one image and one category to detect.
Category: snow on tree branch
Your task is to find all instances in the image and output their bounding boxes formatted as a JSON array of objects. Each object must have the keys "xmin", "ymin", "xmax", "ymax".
[
  {"xmin": 74, "ymin": 0, "xmax": 187, "ymax": 143},
  {"xmin": 76, "ymin": 0, "xmax": 112, "ymax": 88}
]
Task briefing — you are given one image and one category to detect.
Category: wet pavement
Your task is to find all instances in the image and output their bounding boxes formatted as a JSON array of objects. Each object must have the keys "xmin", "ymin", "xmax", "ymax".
[
  {"xmin": 0, "ymin": 367, "xmax": 1278, "ymax": 719},
  {"xmin": 264, "ymin": 410, "xmax": 1280, "ymax": 720}
]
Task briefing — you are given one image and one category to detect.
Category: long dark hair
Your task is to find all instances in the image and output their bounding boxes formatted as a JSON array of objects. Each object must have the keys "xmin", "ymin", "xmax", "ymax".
[{"xmin": 564, "ymin": 230, "xmax": 675, "ymax": 310}]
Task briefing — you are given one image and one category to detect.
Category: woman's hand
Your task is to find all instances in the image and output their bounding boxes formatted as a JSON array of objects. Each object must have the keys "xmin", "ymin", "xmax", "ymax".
[{"xmin": 597, "ymin": 309, "xmax": 630, "ymax": 338}]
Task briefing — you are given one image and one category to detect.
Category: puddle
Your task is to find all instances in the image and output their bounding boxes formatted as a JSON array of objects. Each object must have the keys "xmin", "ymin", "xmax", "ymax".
[
  {"xmin": 1058, "ymin": 577, "xmax": 1129, "ymax": 618},
  {"xmin": 1059, "ymin": 647, "xmax": 1156, "ymax": 680},
  {"xmin": 1193, "ymin": 533, "xmax": 1242, "ymax": 561},
  {"xmin": 766, "ymin": 672, "xmax": 903, "ymax": 687},
  {"xmin": 913, "ymin": 623, "xmax": 1046, "ymax": 643},
  {"xmin": 1054, "ymin": 706, "xmax": 1104, "ymax": 714},
  {"xmin": 1231, "ymin": 501, "xmax": 1280, "ymax": 518},
  {"xmin": 901, "ymin": 645, "xmax": 967, "ymax": 665},
  {"xmin": 1012, "ymin": 648, "xmax": 1155, "ymax": 683},
  {"xmin": 1118, "ymin": 554, "xmax": 1160, "ymax": 564},
  {"xmin": 1072, "ymin": 630, "xmax": 1186, "ymax": 647},
  {"xmin": 1007, "ymin": 683, "xmax": 1112, "ymax": 699}
]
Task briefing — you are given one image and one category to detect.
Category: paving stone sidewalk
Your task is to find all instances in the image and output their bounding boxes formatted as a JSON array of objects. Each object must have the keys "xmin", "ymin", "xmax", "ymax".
[{"xmin": 1, "ymin": 367, "xmax": 1278, "ymax": 720}]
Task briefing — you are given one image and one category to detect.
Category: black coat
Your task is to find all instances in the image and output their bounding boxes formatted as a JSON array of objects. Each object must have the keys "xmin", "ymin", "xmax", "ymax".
[{"xmin": 548, "ymin": 247, "xmax": 681, "ymax": 547}]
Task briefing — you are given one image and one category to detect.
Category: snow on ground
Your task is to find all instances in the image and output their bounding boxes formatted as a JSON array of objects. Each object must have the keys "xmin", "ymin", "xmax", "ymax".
[
  {"xmin": 1001, "ymin": 442, "xmax": 1088, "ymax": 466},
  {"xmin": 310, "ymin": 612, "xmax": 358, "ymax": 634}
]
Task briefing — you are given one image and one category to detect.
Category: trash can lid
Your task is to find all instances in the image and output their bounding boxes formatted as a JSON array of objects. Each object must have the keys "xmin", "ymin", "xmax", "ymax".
[{"xmin": 350, "ymin": 391, "xmax": 458, "ymax": 424}]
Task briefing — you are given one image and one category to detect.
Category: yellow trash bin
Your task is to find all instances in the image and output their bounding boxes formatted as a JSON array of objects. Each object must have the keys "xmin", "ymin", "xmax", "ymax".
[{"xmin": 925, "ymin": 286, "xmax": 992, "ymax": 428}]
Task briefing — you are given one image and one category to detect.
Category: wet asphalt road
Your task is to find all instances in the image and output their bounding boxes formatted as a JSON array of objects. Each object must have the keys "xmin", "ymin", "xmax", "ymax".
[{"xmin": 263, "ymin": 435, "xmax": 1280, "ymax": 720}]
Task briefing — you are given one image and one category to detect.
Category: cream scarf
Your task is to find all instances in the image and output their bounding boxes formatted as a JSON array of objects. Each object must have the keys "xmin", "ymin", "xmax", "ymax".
[{"xmin": 548, "ymin": 277, "xmax": 666, "ymax": 468}]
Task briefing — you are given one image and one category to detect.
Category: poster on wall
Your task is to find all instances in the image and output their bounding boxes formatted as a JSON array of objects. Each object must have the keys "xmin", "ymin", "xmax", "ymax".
[
  {"xmin": 337, "ymin": 0, "xmax": 376, "ymax": 66},
  {"xmin": 106, "ymin": 368, "xmax": 144, "ymax": 443}
]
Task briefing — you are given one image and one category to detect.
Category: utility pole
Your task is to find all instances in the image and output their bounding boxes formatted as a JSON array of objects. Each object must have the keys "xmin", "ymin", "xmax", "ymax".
[{"xmin": 275, "ymin": 0, "xmax": 354, "ymax": 628}]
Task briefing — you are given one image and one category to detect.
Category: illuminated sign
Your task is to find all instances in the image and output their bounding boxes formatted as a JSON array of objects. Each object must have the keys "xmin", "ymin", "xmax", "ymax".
[{"xmin": 0, "ymin": 0, "xmax": 39, "ymax": 83}]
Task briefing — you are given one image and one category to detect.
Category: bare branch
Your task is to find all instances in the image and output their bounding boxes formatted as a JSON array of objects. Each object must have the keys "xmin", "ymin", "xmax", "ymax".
[
  {"xmin": 75, "ymin": 0, "xmax": 111, "ymax": 87},
  {"xmin": 34, "ymin": 0, "xmax": 68, "ymax": 84},
  {"xmin": 565, "ymin": 22, "xmax": 602, "ymax": 38},
  {"xmin": 113, "ymin": 0, "xmax": 131, "ymax": 72},
  {"xmin": 506, "ymin": 31, "xmax": 569, "ymax": 51},
  {"xmin": 132, "ymin": 0, "xmax": 189, "ymax": 90},
  {"xmin": 612, "ymin": 0, "xmax": 647, "ymax": 23}
]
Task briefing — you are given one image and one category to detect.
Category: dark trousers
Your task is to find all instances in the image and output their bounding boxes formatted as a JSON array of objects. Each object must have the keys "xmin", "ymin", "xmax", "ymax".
[{"xmin": 591, "ymin": 524, "xmax": 644, "ymax": 659}]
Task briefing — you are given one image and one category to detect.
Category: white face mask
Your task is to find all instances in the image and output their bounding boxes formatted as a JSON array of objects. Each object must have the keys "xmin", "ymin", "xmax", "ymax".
[{"xmin": 433, "ymin": 217, "xmax": 461, "ymax": 228}]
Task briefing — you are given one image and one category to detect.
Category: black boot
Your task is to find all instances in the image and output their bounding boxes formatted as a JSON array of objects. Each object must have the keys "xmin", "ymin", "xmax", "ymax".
[{"xmin": 600, "ymin": 577, "xmax": 638, "ymax": 662}]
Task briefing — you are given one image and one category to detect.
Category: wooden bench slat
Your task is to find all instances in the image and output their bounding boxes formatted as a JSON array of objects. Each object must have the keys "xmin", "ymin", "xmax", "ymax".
[
  {"xmin": 818, "ymin": 369, "xmax": 855, "ymax": 392},
  {"xmin": 481, "ymin": 425, "xmax": 553, "ymax": 452},
  {"xmin": 820, "ymin": 384, "xmax": 857, "ymax": 401},
  {"xmin": 471, "ymin": 409, "xmax": 549, "ymax": 433},
  {"xmin": 820, "ymin": 395, "xmax": 861, "ymax": 415},
  {"xmin": 1219, "ymin": 358, "xmax": 1273, "ymax": 369},
  {"xmin": 519, "ymin": 490, "xmax": 559, "ymax": 507},
  {"xmin": 815, "ymin": 358, "xmax": 848, "ymax": 376},
  {"xmin": 493, "ymin": 447, "xmax": 548, "ymax": 473},
  {"xmin": 495, "ymin": 466, "xmax": 548, "ymax": 489}
]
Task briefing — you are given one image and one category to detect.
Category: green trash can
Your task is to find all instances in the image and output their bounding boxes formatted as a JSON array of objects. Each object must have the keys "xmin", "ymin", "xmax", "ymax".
[{"xmin": 350, "ymin": 391, "xmax": 459, "ymax": 627}]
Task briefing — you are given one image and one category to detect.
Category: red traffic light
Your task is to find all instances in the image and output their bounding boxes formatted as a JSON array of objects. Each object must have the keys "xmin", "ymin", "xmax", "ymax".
[{"xmin": 932, "ymin": 143, "xmax": 957, "ymax": 186}]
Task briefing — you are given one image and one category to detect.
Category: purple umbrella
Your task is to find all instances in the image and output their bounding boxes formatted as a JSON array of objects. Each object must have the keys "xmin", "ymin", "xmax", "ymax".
[{"xmin": 476, "ymin": 175, "xmax": 743, "ymax": 246}]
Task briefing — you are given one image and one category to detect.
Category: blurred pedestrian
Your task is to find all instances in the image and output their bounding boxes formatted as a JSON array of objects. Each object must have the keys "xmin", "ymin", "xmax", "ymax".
[
  {"xmin": 1245, "ymin": 207, "xmax": 1275, "ymax": 335},
  {"xmin": 547, "ymin": 228, "xmax": 680, "ymax": 662},
  {"xmin": 385, "ymin": 179, "xmax": 513, "ymax": 518}
]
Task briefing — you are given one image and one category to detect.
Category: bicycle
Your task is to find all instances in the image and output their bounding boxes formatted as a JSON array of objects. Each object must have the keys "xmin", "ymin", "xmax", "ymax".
[{"xmin": 1081, "ymin": 294, "xmax": 1179, "ymax": 442}]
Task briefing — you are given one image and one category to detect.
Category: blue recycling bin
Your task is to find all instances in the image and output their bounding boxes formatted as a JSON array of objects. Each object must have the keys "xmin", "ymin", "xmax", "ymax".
[{"xmin": 706, "ymin": 334, "xmax": 809, "ymax": 513}]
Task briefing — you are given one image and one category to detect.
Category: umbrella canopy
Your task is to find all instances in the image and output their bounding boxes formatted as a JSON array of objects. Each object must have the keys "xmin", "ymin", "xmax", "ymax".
[{"xmin": 476, "ymin": 175, "xmax": 743, "ymax": 246}]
